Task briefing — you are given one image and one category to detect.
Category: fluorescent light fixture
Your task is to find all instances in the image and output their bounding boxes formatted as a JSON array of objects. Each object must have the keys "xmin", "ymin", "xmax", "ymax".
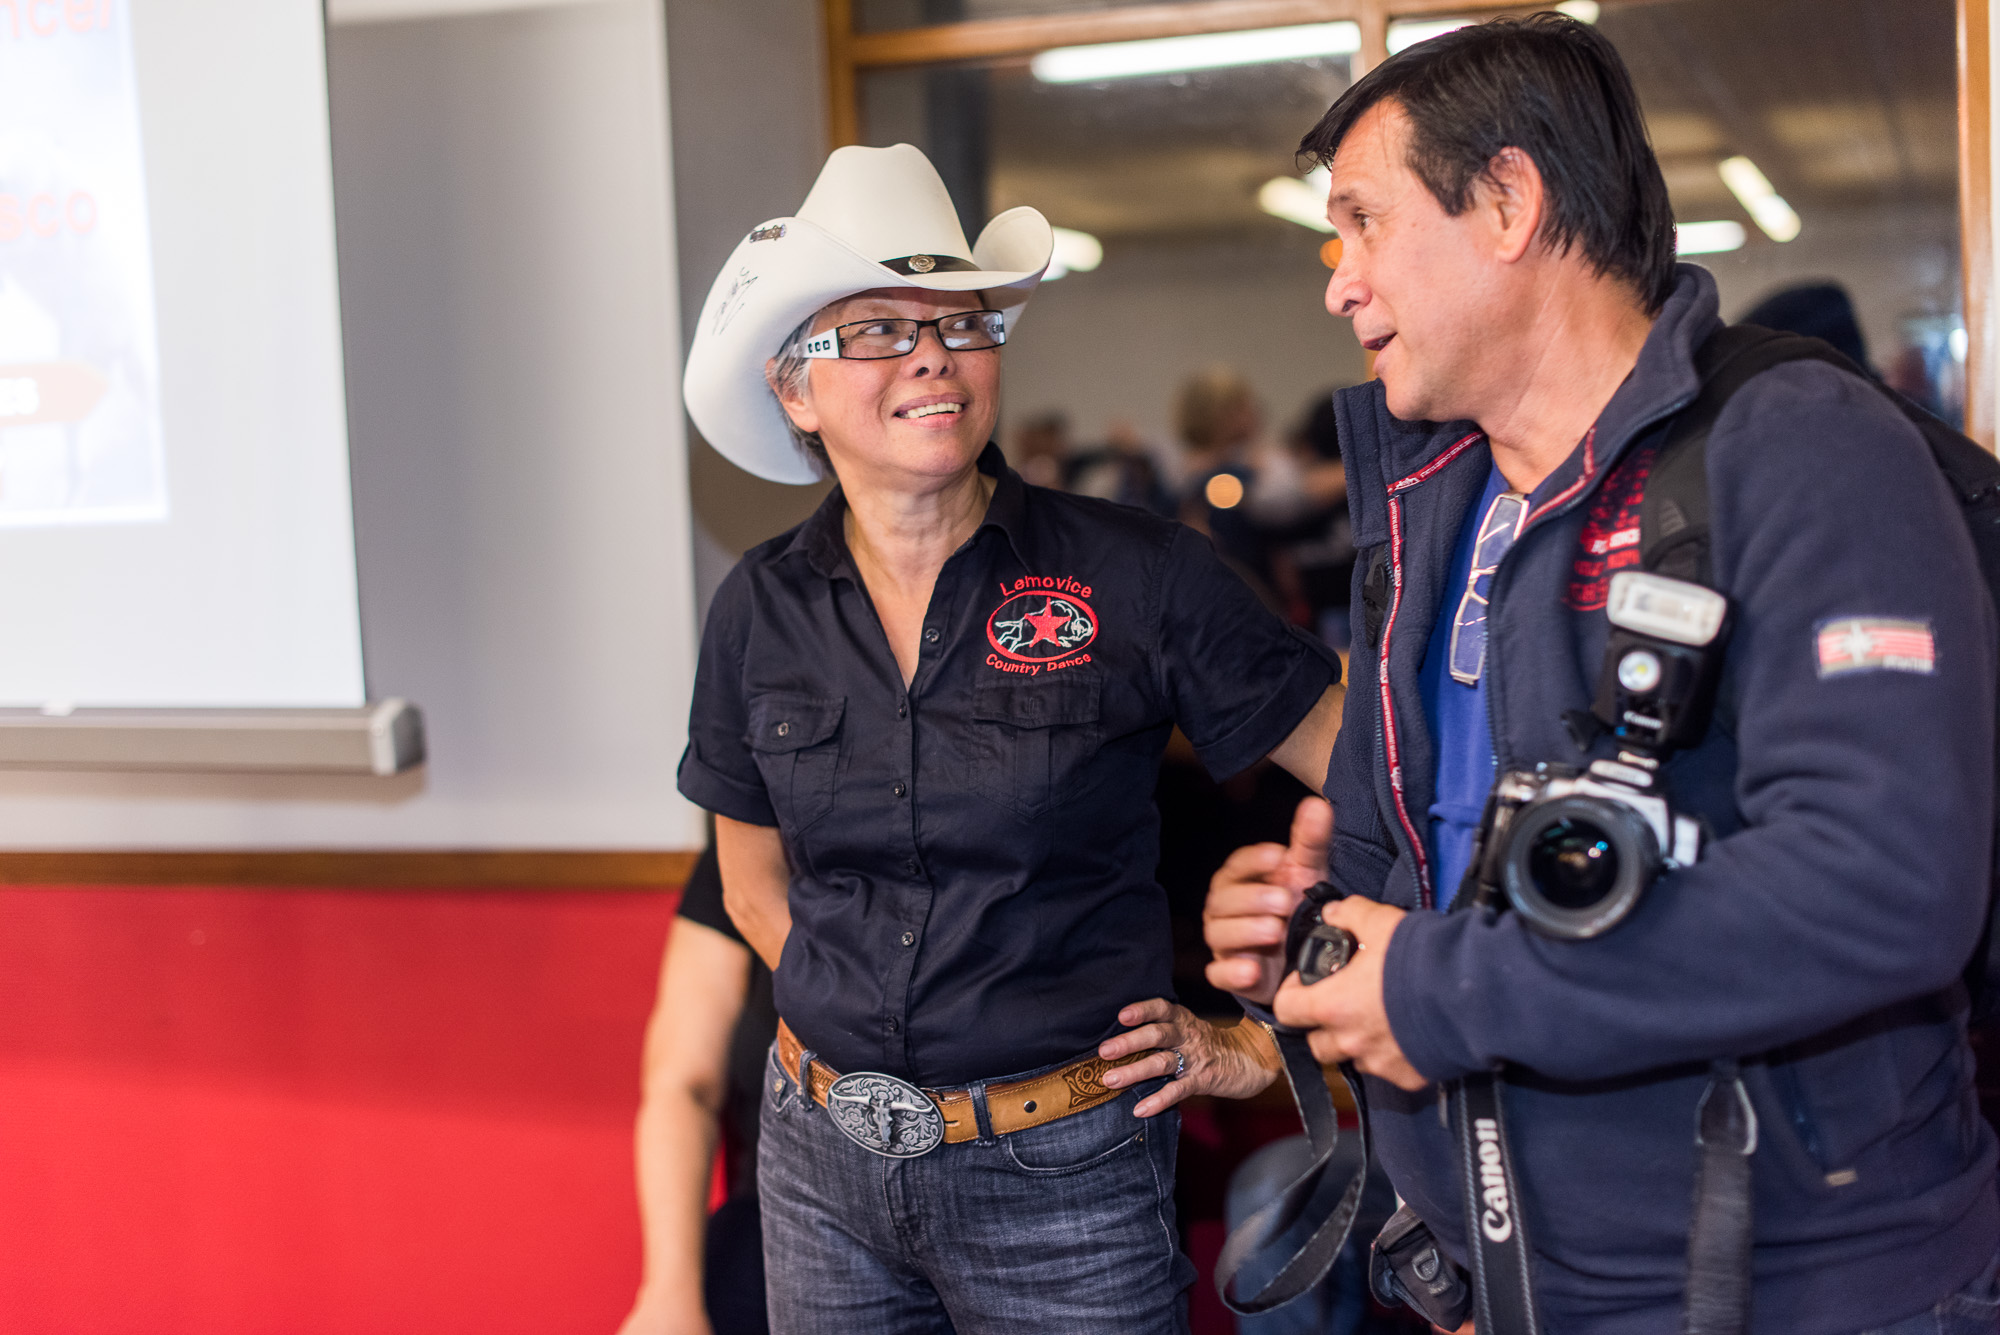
[
  {"xmin": 1674, "ymin": 220, "xmax": 1747, "ymax": 255},
  {"xmin": 1555, "ymin": 1, "xmax": 1601, "ymax": 22},
  {"xmin": 1258, "ymin": 166, "xmax": 1335, "ymax": 233},
  {"xmin": 1043, "ymin": 226, "xmax": 1104, "ymax": 281},
  {"xmin": 1386, "ymin": 18, "xmax": 1470, "ymax": 54},
  {"xmin": 1031, "ymin": 22, "xmax": 1360, "ymax": 83},
  {"xmin": 1717, "ymin": 156, "xmax": 1801, "ymax": 242}
]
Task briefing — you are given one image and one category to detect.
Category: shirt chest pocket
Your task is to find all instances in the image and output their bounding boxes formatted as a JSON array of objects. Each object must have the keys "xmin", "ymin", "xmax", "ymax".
[
  {"xmin": 745, "ymin": 693, "xmax": 845, "ymax": 832},
  {"xmin": 969, "ymin": 675, "xmax": 1102, "ymax": 818}
]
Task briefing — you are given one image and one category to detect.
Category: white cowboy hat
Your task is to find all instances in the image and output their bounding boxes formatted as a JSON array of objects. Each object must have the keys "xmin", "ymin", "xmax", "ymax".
[{"xmin": 683, "ymin": 143, "xmax": 1054, "ymax": 484}]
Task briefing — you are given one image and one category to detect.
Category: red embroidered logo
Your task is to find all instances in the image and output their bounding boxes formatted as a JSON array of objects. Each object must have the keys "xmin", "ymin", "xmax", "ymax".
[
  {"xmin": 986, "ymin": 576, "xmax": 1097, "ymax": 671},
  {"xmin": 1567, "ymin": 442, "xmax": 1659, "ymax": 610}
]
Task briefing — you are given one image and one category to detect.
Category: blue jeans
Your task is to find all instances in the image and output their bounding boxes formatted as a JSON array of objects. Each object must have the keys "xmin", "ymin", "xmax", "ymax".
[
  {"xmin": 1856, "ymin": 1252, "xmax": 2000, "ymax": 1335},
  {"xmin": 757, "ymin": 1043, "xmax": 1195, "ymax": 1334}
]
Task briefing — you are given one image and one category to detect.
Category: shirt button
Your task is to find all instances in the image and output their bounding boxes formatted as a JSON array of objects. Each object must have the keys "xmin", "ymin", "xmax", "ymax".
[
  {"xmin": 923, "ymin": 627, "xmax": 940, "ymax": 644},
  {"xmin": 901, "ymin": 931, "xmax": 915, "ymax": 947},
  {"xmin": 887, "ymin": 1017, "xmax": 900, "ymax": 1033},
  {"xmin": 892, "ymin": 781, "xmax": 907, "ymax": 798},
  {"xmin": 776, "ymin": 721, "xmax": 791, "ymax": 737},
  {"xmin": 897, "ymin": 703, "xmax": 908, "ymax": 719},
  {"xmin": 905, "ymin": 858, "xmax": 919, "ymax": 874}
]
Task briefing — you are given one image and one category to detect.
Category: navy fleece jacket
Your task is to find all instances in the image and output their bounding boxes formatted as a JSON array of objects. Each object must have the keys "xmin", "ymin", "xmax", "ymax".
[{"xmin": 1325, "ymin": 265, "xmax": 1999, "ymax": 1332}]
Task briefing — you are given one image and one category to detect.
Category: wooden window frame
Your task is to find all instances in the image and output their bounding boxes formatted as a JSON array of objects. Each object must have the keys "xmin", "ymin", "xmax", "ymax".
[{"xmin": 830, "ymin": 0, "xmax": 1998, "ymax": 450}]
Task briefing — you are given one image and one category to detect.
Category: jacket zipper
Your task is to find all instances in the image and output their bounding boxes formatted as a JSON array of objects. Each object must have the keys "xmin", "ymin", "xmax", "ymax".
[{"xmin": 1377, "ymin": 431, "xmax": 1485, "ymax": 909}]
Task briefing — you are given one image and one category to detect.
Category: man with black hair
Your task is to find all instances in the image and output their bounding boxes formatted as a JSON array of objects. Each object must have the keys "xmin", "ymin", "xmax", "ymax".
[{"xmin": 1204, "ymin": 14, "xmax": 2000, "ymax": 1332}]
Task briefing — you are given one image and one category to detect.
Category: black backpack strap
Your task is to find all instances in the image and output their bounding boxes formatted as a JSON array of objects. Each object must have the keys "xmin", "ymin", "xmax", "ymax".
[
  {"xmin": 1641, "ymin": 325, "xmax": 1931, "ymax": 584},
  {"xmin": 1642, "ymin": 327, "xmax": 1835, "ymax": 582}
]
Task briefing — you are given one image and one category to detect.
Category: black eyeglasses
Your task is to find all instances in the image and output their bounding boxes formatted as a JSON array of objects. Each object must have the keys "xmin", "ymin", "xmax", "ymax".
[{"xmin": 800, "ymin": 309, "xmax": 1007, "ymax": 361}]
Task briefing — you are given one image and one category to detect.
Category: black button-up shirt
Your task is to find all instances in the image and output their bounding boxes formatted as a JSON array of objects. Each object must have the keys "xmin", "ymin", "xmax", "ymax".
[{"xmin": 678, "ymin": 445, "xmax": 1338, "ymax": 1086}]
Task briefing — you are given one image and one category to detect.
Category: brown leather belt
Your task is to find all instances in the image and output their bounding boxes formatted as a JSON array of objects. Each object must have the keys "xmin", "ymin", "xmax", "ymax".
[{"xmin": 775, "ymin": 1020, "xmax": 1146, "ymax": 1144}]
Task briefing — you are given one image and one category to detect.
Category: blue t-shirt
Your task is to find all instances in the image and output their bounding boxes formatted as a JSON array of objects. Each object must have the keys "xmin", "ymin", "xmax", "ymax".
[{"xmin": 1419, "ymin": 462, "xmax": 1512, "ymax": 907}]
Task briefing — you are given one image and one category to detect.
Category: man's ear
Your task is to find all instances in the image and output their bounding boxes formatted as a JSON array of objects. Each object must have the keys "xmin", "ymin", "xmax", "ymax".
[
  {"xmin": 765, "ymin": 357, "xmax": 821, "ymax": 435},
  {"xmin": 1479, "ymin": 146, "xmax": 1546, "ymax": 265}
]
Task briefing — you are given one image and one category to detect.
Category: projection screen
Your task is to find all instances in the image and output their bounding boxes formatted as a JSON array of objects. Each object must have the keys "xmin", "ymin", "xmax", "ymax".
[{"xmin": 0, "ymin": 0, "xmax": 365, "ymax": 709}]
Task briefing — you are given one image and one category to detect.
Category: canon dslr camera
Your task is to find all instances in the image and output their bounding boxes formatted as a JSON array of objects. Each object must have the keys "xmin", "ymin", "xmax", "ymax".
[{"xmin": 1459, "ymin": 571, "xmax": 1731, "ymax": 939}]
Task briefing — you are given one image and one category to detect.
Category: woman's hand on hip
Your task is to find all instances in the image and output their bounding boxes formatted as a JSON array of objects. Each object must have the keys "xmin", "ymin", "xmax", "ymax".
[{"xmin": 1096, "ymin": 998, "xmax": 1281, "ymax": 1118}]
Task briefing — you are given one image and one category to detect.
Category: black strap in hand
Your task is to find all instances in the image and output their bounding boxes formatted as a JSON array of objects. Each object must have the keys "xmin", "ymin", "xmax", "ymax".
[{"xmin": 1214, "ymin": 1026, "xmax": 1373, "ymax": 1314}]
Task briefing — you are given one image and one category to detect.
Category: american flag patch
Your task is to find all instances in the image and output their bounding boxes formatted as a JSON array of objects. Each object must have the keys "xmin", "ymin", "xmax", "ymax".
[{"xmin": 1815, "ymin": 617, "xmax": 1936, "ymax": 678}]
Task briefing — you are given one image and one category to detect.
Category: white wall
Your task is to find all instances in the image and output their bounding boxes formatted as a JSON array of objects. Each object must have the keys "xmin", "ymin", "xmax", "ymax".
[
  {"xmin": 0, "ymin": 0, "xmax": 703, "ymax": 848},
  {"xmin": 662, "ymin": 0, "xmax": 834, "ymax": 622}
]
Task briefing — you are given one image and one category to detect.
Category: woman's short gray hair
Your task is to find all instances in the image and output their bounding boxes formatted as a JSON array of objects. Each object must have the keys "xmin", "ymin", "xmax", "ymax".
[{"xmin": 768, "ymin": 314, "xmax": 830, "ymax": 477}]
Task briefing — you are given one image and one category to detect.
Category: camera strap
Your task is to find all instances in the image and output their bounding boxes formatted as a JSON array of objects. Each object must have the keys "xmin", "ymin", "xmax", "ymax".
[
  {"xmin": 1453, "ymin": 1070, "xmax": 1542, "ymax": 1335},
  {"xmin": 1451, "ymin": 1060, "xmax": 1757, "ymax": 1335},
  {"xmin": 1685, "ymin": 1058, "xmax": 1757, "ymax": 1335},
  {"xmin": 1213, "ymin": 1026, "xmax": 1372, "ymax": 1315}
]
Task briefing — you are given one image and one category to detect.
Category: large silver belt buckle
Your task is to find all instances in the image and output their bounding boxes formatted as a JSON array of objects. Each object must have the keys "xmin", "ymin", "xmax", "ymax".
[{"xmin": 826, "ymin": 1071, "xmax": 945, "ymax": 1158}]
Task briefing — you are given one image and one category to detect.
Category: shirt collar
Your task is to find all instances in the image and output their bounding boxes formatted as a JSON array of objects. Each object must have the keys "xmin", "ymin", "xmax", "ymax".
[{"xmin": 781, "ymin": 441, "xmax": 1026, "ymax": 581}]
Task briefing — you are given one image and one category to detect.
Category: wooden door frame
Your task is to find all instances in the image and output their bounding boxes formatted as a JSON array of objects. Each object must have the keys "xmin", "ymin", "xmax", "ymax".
[
  {"xmin": 1962, "ymin": 0, "xmax": 1992, "ymax": 447},
  {"xmin": 831, "ymin": 0, "xmax": 1998, "ymax": 450}
]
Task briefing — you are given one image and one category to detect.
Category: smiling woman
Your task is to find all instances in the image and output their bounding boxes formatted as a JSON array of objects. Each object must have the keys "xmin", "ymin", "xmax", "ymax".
[{"xmin": 659, "ymin": 141, "xmax": 1346, "ymax": 1334}]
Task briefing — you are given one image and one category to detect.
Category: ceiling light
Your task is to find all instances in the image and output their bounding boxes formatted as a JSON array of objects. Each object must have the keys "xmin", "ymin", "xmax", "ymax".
[
  {"xmin": 1258, "ymin": 166, "xmax": 1335, "ymax": 233},
  {"xmin": 1717, "ymin": 156, "xmax": 1801, "ymax": 242},
  {"xmin": 1386, "ymin": 19, "xmax": 1470, "ymax": 54},
  {"xmin": 1555, "ymin": 1, "xmax": 1600, "ymax": 22},
  {"xmin": 1674, "ymin": 220, "xmax": 1746, "ymax": 255},
  {"xmin": 1032, "ymin": 22, "xmax": 1360, "ymax": 83},
  {"xmin": 1043, "ymin": 226, "xmax": 1103, "ymax": 281}
]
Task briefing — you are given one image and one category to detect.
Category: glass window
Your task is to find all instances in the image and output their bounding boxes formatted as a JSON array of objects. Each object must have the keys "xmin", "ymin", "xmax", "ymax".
[
  {"xmin": 855, "ymin": 0, "xmax": 1964, "ymax": 476},
  {"xmin": 861, "ymin": 51, "xmax": 1361, "ymax": 477}
]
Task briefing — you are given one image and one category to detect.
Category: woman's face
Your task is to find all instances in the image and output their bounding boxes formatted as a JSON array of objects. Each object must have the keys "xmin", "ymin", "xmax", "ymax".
[{"xmin": 774, "ymin": 287, "xmax": 1002, "ymax": 491}]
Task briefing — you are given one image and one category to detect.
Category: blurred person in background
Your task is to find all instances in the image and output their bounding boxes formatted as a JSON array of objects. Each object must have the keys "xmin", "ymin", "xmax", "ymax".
[
  {"xmin": 1012, "ymin": 409, "xmax": 1176, "ymax": 515},
  {"xmin": 673, "ymin": 143, "xmax": 1344, "ymax": 1334},
  {"xmin": 621, "ymin": 847, "xmax": 775, "ymax": 1335},
  {"xmin": 1281, "ymin": 392, "xmax": 1355, "ymax": 648},
  {"xmin": 1009, "ymin": 410, "xmax": 1069, "ymax": 489},
  {"xmin": 1066, "ymin": 418, "xmax": 1178, "ymax": 516},
  {"xmin": 1177, "ymin": 367, "xmax": 1346, "ymax": 625}
]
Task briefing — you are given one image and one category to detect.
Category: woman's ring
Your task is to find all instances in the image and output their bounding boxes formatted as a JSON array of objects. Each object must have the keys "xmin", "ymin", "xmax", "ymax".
[{"xmin": 1172, "ymin": 1049, "xmax": 1187, "ymax": 1080}]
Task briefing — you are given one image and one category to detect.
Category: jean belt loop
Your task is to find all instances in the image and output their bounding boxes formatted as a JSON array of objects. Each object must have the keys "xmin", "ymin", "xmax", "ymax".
[
  {"xmin": 969, "ymin": 1080, "xmax": 996, "ymax": 1144},
  {"xmin": 795, "ymin": 1047, "xmax": 818, "ymax": 1111}
]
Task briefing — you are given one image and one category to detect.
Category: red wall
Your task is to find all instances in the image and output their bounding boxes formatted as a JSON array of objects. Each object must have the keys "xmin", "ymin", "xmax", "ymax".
[{"xmin": 0, "ymin": 884, "xmax": 677, "ymax": 1335}]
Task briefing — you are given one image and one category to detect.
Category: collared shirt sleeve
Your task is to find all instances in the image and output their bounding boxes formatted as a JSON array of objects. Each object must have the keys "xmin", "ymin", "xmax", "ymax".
[
  {"xmin": 677, "ymin": 565, "xmax": 778, "ymax": 827},
  {"xmin": 1155, "ymin": 525, "xmax": 1340, "ymax": 780}
]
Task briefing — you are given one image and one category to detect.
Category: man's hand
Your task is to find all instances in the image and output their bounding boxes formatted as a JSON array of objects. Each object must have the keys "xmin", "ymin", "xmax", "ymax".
[
  {"xmin": 1097, "ymin": 998, "xmax": 1281, "ymax": 1117},
  {"xmin": 1272, "ymin": 896, "xmax": 1427, "ymax": 1091},
  {"xmin": 1203, "ymin": 797, "xmax": 1334, "ymax": 1006}
]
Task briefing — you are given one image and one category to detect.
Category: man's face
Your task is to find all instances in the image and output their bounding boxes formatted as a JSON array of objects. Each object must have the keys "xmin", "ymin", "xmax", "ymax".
[{"xmin": 1322, "ymin": 101, "xmax": 1510, "ymax": 424}]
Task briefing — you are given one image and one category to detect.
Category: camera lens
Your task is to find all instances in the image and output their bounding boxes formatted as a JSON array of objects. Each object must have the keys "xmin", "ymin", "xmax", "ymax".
[
  {"xmin": 1499, "ymin": 795, "xmax": 1659, "ymax": 939},
  {"xmin": 1526, "ymin": 819, "xmax": 1620, "ymax": 909}
]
